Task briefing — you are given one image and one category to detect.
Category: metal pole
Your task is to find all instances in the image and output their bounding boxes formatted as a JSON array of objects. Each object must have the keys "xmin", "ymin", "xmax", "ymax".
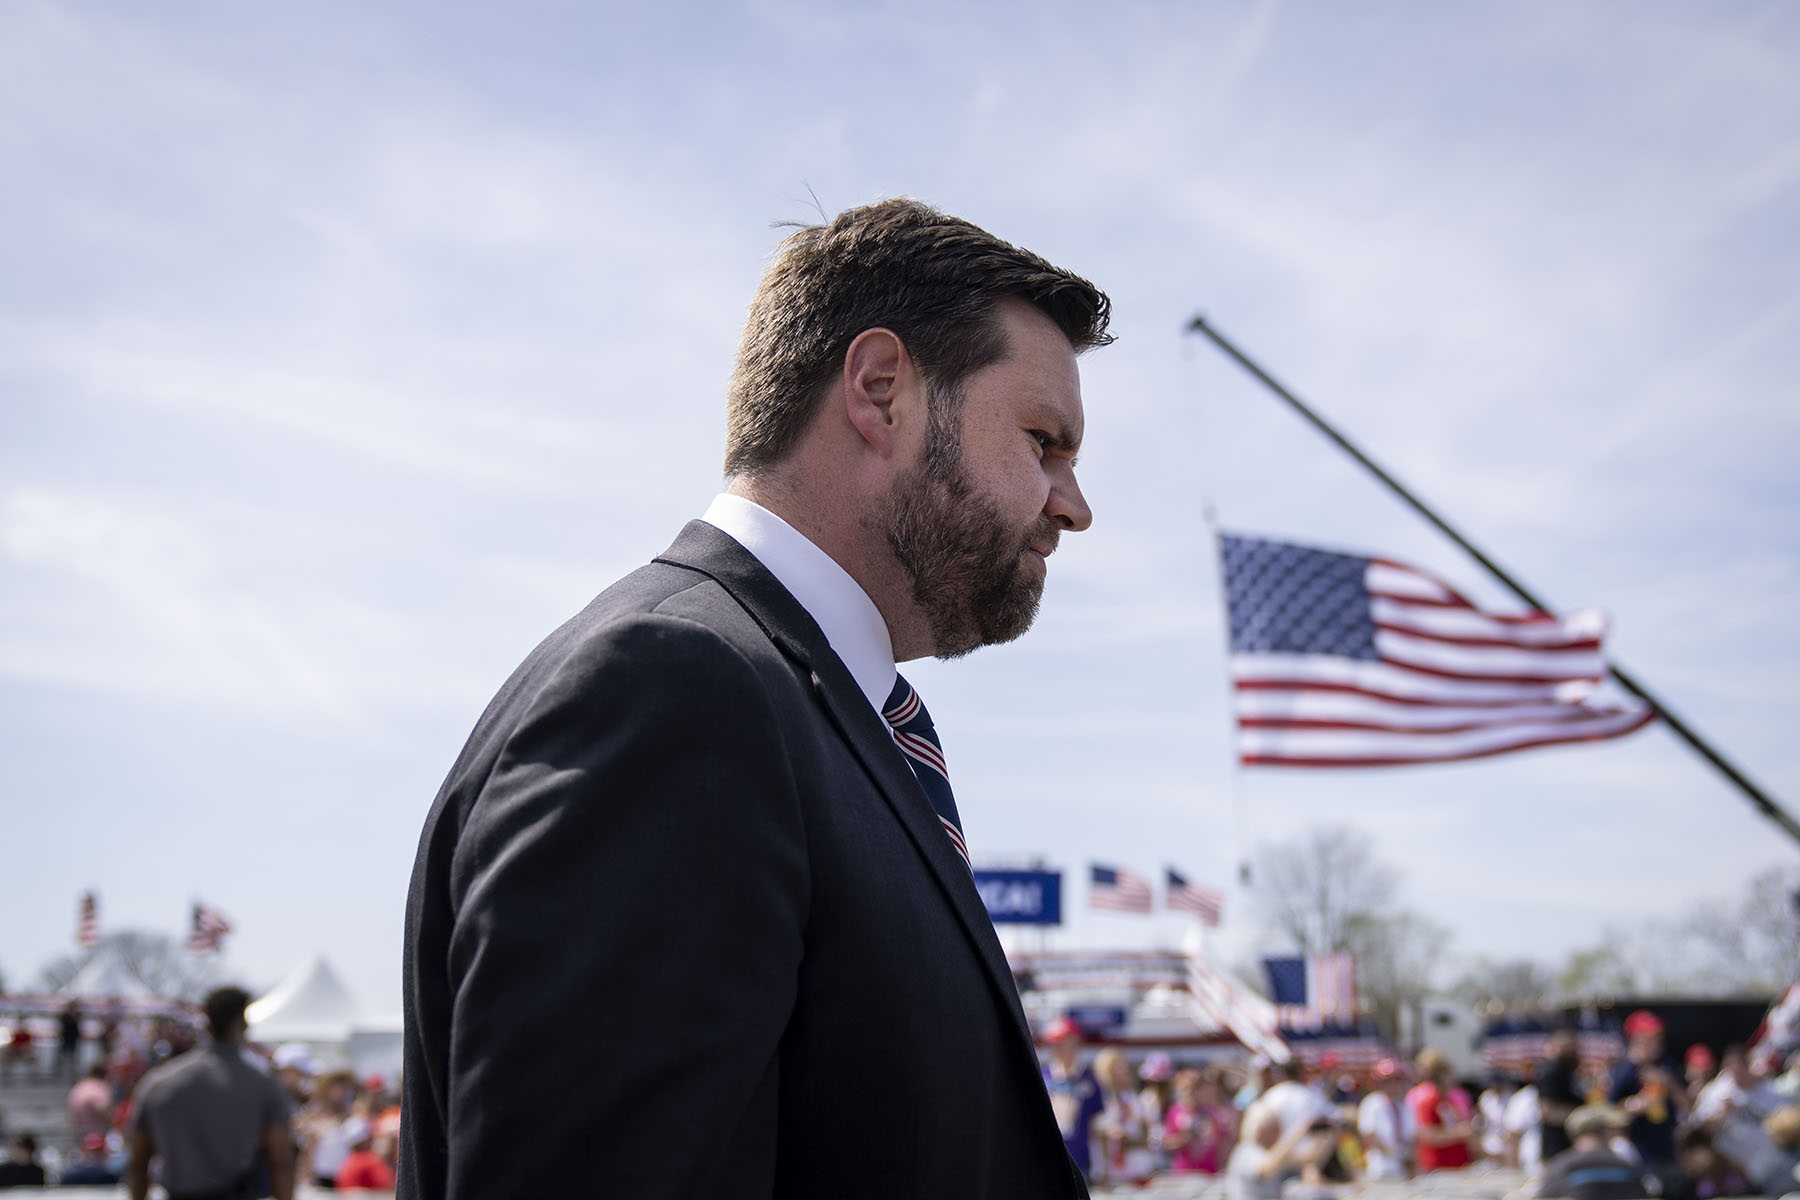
[{"xmin": 1187, "ymin": 313, "xmax": 1800, "ymax": 849}]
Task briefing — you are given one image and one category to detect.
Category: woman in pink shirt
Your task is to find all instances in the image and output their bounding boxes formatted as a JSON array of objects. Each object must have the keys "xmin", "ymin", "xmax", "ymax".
[{"xmin": 1165, "ymin": 1067, "xmax": 1236, "ymax": 1173}]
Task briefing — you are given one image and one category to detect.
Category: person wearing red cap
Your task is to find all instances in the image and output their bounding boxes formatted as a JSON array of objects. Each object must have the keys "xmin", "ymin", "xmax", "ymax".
[
  {"xmin": 1040, "ymin": 1017, "xmax": 1103, "ymax": 1183},
  {"xmin": 1607, "ymin": 1009, "xmax": 1683, "ymax": 1167},
  {"xmin": 1683, "ymin": 1044, "xmax": 1718, "ymax": 1111}
]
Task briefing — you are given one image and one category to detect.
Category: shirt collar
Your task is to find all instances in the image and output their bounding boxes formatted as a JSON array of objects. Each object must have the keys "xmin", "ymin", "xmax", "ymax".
[{"xmin": 700, "ymin": 492, "xmax": 896, "ymax": 713}]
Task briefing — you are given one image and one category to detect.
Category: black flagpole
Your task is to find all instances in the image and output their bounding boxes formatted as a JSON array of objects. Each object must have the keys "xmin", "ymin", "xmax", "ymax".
[{"xmin": 1187, "ymin": 313, "xmax": 1800, "ymax": 850}]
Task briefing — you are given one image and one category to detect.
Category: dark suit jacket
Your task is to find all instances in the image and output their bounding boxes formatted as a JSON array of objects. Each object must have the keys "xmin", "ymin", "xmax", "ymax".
[{"xmin": 399, "ymin": 521, "xmax": 1087, "ymax": 1199}]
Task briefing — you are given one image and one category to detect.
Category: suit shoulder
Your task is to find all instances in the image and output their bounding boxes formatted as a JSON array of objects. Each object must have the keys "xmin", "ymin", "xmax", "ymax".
[
  {"xmin": 529, "ymin": 568, "xmax": 791, "ymax": 700},
  {"xmin": 527, "ymin": 559, "xmax": 789, "ymax": 681}
]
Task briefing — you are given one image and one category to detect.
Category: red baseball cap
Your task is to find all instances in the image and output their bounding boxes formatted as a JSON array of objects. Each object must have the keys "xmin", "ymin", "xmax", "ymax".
[
  {"xmin": 1623, "ymin": 1010, "xmax": 1664, "ymax": 1038},
  {"xmin": 1042, "ymin": 1016, "xmax": 1083, "ymax": 1044},
  {"xmin": 1686, "ymin": 1044, "xmax": 1716, "ymax": 1069}
]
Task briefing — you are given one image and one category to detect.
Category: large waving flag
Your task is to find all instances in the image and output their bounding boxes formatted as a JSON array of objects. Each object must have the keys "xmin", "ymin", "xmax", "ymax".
[{"xmin": 1220, "ymin": 533, "xmax": 1653, "ymax": 767}]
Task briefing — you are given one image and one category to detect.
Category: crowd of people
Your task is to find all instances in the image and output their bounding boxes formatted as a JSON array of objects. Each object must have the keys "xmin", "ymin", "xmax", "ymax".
[
  {"xmin": 0, "ymin": 990, "xmax": 399, "ymax": 1194},
  {"xmin": 7, "ymin": 995, "xmax": 1800, "ymax": 1197},
  {"xmin": 1038, "ymin": 1010, "xmax": 1800, "ymax": 1200}
]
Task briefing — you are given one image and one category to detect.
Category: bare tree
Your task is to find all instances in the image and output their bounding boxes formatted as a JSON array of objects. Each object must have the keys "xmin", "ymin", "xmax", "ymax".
[
  {"xmin": 1346, "ymin": 910, "xmax": 1453, "ymax": 1045},
  {"xmin": 1680, "ymin": 866, "xmax": 1800, "ymax": 995},
  {"xmin": 1558, "ymin": 934, "xmax": 1642, "ymax": 1003},
  {"xmin": 1450, "ymin": 957, "xmax": 1559, "ymax": 1012},
  {"xmin": 1249, "ymin": 826, "xmax": 1399, "ymax": 954},
  {"xmin": 38, "ymin": 929, "xmax": 221, "ymax": 1002},
  {"xmin": 1248, "ymin": 825, "xmax": 1446, "ymax": 1043}
]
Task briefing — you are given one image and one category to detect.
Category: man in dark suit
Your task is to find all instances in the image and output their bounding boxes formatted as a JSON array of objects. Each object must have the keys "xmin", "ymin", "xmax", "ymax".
[{"xmin": 399, "ymin": 197, "xmax": 1112, "ymax": 1198}]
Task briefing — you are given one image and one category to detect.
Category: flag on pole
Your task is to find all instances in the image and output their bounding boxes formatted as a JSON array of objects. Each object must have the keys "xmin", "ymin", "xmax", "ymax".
[
  {"xmin": 1089, "ymin": 864, "xmax": 1152, "ymax": 914},
  {"xmin": 76, "ymin": 891, "xmax": 99, "ymax": 949},
  {"xmin": 1263, "ymin": 953, "xmax": 1358, "ymax": 1029},
  {"xmin": 186, "ymin": 902, "xmax": 233, "ymax": 953},
  {"xmin": 1220, "ymin": 533, "xmax": 1653, "ymax": 767},
  {"xmin": 1165, "ymin": 868, "xmax": 1224, "ymax": 926}
]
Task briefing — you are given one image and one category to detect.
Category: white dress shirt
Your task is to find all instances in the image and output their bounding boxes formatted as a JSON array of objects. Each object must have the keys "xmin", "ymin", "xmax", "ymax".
[{"xmin": 701, "ymin": 492, "xmax": 896, "ymax": 714}]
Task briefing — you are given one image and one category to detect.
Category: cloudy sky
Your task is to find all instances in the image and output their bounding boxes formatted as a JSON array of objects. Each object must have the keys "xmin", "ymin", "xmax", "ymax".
[{"xmin": 3, "ymin": 1, "xmax": 1795, "ymax": 1016}]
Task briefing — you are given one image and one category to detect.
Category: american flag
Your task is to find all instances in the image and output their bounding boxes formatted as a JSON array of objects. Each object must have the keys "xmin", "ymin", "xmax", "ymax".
[
  {"xmin": 76, "ymin": 891, "xmax": 99, "ymax": 949},
  {"xmin": 1220, "ymin": 533, "xmax": 1653, "ymax": 767},
  {"xmin": 1482, "ymin": 1020, "xmax": 1625, "ymax": 1075},
  {"xmin": 1089, "ymin": 864, "xmax": 1152, "ymax": 914},
  {"xmin": 1264, "ymin": 952, "xmax": 1358, "ymax": 1029},
  {"xmin": 186, "ymin": 902, "xmax": 233, "ymax": 953},
  {"xmin": 1165, "ymin": 868, "xmax": 1224, "ymax": 926}
]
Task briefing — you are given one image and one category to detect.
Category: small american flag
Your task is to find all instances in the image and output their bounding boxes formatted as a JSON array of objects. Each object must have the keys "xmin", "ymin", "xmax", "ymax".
[
  {"xmin": 1089, "ymin": 864, "xmax": 1152, "ymax": 914},
  {"xmin": 1220, "ymin": 533, "xmax": 1652, "ymax": 766},
  {"xmin": 1264, "ymin": 952, "xmax": 1358, "ymax": 1030},
  {"xmin": 186, "ymin": 902, "xmax": 233, "ymax": 953},
  {"xmin": 1165, "ymin": 868, "xmax": 1224, "ymax": 926},
  {"xmin": 76, "ymin": 891, "xmax": 99, "ymax": 949}
]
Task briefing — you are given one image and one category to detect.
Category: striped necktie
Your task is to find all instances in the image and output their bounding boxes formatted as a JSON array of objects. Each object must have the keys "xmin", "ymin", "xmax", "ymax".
[{"xmin": 882, "ymin": 675, "xmax": 970, "ymax": 871}]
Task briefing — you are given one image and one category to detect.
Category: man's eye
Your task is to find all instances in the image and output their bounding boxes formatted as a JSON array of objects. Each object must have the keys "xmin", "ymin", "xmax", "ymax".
[{"xmin": 1030, "ymin": 430, "xmax": 1053, "ymax": 450}]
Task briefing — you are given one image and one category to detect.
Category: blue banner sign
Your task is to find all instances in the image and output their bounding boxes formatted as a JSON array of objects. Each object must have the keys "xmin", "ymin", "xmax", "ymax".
[
  {"xmin": 973, "ymin": 869, "xmax": 1062, "ymax": 925},
  {"xmin": 1066, "ymin": 1006, "xmax": 1129, "ymax": 1038}
]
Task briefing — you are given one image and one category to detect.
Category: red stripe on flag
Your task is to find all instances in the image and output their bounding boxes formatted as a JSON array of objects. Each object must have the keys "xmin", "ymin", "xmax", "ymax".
[
  {"xmin": 1241, "ymin": 710, "xmax": 1604, "ymax": 734},
  {"xmin": 1235, "ymin": 678, "xmax": 1555, "ymax": 709},
  {"xmin": 1372, "ymin": 621, "xmax": 1601, "ymax": 652},
  {"xmin": 1241, "ymin": 709, "xmax": 1656, "ymax": 767}
]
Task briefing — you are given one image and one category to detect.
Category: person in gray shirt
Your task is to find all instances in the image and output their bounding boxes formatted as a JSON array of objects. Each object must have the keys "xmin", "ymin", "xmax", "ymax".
[{"xmin": 128, "ymin": 986, "xmax": 295, "ymax": 1200}]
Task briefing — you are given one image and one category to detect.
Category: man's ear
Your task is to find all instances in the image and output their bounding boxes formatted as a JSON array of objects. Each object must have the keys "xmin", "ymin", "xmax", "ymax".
[{"xmin": 842, "ymin": 327, "xmax": 919, "ymax": 457}]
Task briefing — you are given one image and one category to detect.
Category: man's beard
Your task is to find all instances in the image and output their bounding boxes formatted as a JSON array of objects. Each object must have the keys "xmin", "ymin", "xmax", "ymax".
[{"xmin": 882, "ymin": 422, "xmax": 1058, "ymax": 660}]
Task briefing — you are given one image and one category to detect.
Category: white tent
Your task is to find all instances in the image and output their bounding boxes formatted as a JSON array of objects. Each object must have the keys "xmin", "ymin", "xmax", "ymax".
[
  {"xmin": 247, "ymin": 957, "xmax": 406, "ymax": 1080},
  {"xmin": 247, "ymin": 955, "xmax": 358, "ymax": 1057}
]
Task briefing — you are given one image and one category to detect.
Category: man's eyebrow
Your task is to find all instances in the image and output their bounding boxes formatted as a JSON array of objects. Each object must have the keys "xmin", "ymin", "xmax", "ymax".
[{"xmin": 1041, "ymin": 424, "xmax": 1080, "ymax": 459}]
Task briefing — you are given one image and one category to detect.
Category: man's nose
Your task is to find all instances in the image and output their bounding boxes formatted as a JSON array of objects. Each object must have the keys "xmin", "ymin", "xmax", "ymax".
[{"xmin": 1047, "ymin": 470, "xmax": 1091, "ymax": 532}]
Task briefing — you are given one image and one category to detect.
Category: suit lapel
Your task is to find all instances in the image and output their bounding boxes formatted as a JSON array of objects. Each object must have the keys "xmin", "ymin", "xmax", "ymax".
[{"xmin": 654, "ymin": 522, "xmax": 1039, "ymax": 1053}]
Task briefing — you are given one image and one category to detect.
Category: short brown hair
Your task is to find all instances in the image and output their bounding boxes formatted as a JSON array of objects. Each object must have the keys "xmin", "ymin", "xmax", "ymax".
[{"xmin": 724, "ymin": 198, "xmax": 1112, "ymax": 477}]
